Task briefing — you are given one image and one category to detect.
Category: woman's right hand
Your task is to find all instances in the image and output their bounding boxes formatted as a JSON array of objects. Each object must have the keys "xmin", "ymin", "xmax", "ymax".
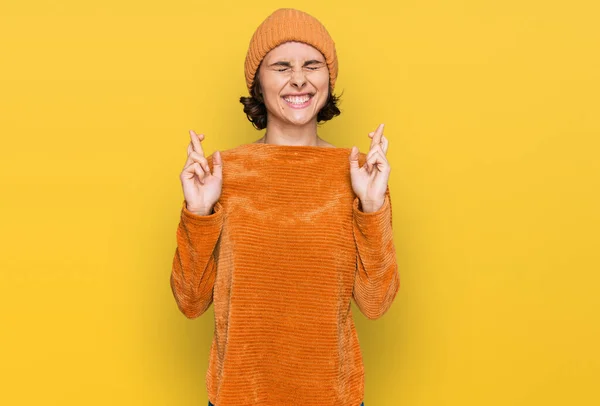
[{"xmin": 180, "ymin": 130, "xmax": 223, "ymax": 216}]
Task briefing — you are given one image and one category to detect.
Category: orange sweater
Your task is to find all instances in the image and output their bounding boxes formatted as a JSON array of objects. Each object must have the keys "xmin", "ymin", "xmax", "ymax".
[{"xmin": 170, "ymin": 143, "xmax": 400, "ymax": 406}]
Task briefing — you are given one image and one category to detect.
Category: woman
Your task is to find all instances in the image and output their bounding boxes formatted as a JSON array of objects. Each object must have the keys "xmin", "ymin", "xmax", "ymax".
[{"xmin": 171, "ymin": 8, "xmax": 400, "ymax": 406}]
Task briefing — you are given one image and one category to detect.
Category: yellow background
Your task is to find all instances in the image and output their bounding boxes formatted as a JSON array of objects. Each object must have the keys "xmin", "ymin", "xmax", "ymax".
[{"xmin": 1, "ymin": 1, "xmax": 599, "ymax": 405}]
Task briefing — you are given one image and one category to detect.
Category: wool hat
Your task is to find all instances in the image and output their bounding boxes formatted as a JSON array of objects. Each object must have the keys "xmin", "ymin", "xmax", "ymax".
[{"xmin": 244, "ymin": 8, "xmax": 338, "ymax": 94}]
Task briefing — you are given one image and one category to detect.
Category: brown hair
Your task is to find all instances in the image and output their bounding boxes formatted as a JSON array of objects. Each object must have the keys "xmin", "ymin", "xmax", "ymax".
[{"xmin": 239, "ymin": 70, "xmax": 343, "ymax": 131}]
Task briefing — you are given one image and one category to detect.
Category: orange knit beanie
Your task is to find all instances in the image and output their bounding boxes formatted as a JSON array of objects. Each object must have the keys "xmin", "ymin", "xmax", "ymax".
[{"xmin": 244, "ymin": 8, "xmax": 338, "ymax": 94}]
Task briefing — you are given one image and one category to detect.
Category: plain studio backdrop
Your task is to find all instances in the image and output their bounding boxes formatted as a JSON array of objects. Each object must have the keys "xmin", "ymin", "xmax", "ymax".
[{"xmin": 1, "ymin": 1, "xmax": 598, "ymax": 405}]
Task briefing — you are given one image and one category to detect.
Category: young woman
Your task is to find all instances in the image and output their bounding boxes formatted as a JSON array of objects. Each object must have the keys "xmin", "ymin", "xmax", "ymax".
[{"xmin": 171, "ymin": 8, "xmax": 399, "ymax": 406}]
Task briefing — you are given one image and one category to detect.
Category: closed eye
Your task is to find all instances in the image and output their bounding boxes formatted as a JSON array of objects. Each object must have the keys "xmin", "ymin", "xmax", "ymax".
[{"xmin": 276, "ymin": 67, "xmax": 320, "ymax": 72}]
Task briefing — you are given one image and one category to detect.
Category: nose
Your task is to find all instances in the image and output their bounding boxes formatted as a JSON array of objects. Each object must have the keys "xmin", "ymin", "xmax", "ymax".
[{"xmin": 290, "ymin": 67, "xmax": 307, "ymax": 88}]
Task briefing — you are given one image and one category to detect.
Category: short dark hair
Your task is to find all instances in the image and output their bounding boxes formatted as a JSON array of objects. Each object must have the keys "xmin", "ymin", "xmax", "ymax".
[{"xmin": 239, "ymin": 69, "xmax": 343, "ymax": 130}]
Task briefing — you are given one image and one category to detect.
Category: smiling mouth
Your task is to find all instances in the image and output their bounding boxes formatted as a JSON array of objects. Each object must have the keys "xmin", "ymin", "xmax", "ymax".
[{"xmin": 281, "ymin": 94, "xmax": 314, "ymax": 108}]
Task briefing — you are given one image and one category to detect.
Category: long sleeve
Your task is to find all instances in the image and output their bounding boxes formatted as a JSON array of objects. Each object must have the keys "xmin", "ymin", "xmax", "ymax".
[
  {"xmin": 351, "ymin": 186, "xmax": 400, "ymax": 320},
  {"xmin": 170, "ymin": 198, "xmax": 224, "ymax": 319}
]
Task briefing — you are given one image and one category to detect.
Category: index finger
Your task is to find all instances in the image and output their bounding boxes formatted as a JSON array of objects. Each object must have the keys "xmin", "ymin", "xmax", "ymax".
[
  {"xmin": 370, "ymin": 123, "xmax": 384, "ymax": 150},
  {"xmin": 190, "ymin": 130, "xmax": 205, "ymax": 157}
]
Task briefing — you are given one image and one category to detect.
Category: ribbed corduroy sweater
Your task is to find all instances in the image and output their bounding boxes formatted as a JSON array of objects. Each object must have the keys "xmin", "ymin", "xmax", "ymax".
[{"xmin": 170, "ymin": 143, "xmax": 400, "ymax": 406}]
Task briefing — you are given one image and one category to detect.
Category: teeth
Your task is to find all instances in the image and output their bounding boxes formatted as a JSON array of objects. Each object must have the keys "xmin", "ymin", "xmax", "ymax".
[{"xmin": 283, "ymin": 95, "xmax": 311, "ymax": 104}]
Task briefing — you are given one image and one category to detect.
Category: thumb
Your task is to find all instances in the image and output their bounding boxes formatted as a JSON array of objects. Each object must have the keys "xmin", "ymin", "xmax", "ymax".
[
  {"xmin": 349, "ymin": 146, "xmax": 360, "ymax": 171},
  {"xmin": 212, "ymin": 150, "xmax": 223, "ymax": 179}
]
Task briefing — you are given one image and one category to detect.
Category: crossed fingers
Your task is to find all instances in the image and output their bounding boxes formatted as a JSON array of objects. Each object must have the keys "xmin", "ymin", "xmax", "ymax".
[
  {"xmin": 365, "ymin": 123, "xmax": 389, "ymax": 172},
  {"xmin": 185, "ymin": 130, "xmax": 210, "ymax": 173}
]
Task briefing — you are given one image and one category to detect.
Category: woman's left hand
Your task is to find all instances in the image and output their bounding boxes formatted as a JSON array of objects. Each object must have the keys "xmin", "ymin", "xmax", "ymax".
[{"xmin": 349, "ymin": 123, "xmax": 390, "ymax": 213}]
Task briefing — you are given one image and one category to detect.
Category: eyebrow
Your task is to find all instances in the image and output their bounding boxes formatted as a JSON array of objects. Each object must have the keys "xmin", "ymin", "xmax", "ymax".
[{"xmin": 268, "ymin": 59, "xmax": 325, "ymax": 67}]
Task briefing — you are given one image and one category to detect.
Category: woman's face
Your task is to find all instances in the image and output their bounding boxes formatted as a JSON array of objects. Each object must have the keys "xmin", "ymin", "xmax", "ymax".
[{"xmin": 258, "ymin": 41, "xmax": 330, "ymax": 127}]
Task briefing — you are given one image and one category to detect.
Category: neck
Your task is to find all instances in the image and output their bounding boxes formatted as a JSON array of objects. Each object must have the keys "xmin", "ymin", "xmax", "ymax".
[{"xmin": 263, "ymin": 120, "xmax": 320, "ymax": 146}]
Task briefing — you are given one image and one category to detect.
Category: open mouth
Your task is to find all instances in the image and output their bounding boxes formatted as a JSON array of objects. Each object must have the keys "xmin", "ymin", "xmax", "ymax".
[{"xmin": 281, "ymin": 94, "xmax": 314, "ymax": 109}]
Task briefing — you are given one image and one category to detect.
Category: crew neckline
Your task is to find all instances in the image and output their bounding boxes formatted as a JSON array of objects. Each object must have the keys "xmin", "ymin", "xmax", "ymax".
[{"xmin": 239, "ymin": 143, "xmax": 352, "ymax": 152}]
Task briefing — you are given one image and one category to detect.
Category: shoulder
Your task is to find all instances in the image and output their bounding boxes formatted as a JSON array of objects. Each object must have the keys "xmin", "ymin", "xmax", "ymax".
[{"xmin": 205, "ymin": 144, "xmax": 261, "ymax": 169}]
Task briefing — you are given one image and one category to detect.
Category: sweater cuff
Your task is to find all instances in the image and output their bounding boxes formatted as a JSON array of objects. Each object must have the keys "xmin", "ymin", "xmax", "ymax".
[
  {"xmin": 353, "ymin": 193, "xmax": 390, "ymax": 219},
  {"xmin": 352, "ymin": 194, "xmax": 393, "ymax": 241},
  {"xmin": 181, "ymin": 199, "xmax": 224, "ymax": 225}
]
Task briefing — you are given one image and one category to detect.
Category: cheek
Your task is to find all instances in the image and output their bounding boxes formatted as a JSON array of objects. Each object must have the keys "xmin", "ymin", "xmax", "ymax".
[
  {"xmin": 316, "ymin": 75, "xmax": 330, "ymax": 94},
  {"xmin": 266, "ymin": 91, "xmax": 283, "ymax": 107},
  {"xmin": 259, "ymin": 85, "xmax": 278, "ymax": 105},
  {"xmin": 317, "ymin": 78, "xmax": 330, "ymax": 102},
  {"xmin": 262, "ymin": 88, "xmax": 286, "ymax": 111},
  {"xmin": 316, "ymin": 94, "xmax": 328, "ymax": 110},
  {"xmin": 261, "ymin": 79, "xmax": 284, "ymax": 98}
]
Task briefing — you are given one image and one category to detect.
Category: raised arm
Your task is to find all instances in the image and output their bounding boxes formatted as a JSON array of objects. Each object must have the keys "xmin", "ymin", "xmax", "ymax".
[
  {"xmin": 170, "ymin": 199, "xmax": 224, "ymax": 319},
  {"xmin": 172, "ymin": 130, "xmax": 223, "ymax": 318},
  {"xmin": 352, "ymin": 186, "xmax": 400, "ymax": 320}
]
